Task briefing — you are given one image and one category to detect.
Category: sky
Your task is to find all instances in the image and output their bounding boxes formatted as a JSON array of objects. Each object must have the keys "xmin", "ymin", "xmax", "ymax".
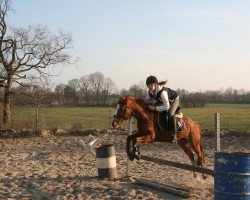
[{"xmin": 8, "ymin": 0, "xmax": 250, "ymax": 91}]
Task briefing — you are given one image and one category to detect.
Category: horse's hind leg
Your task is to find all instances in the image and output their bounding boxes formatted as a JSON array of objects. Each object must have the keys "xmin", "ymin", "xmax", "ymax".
[
  {"xmin": 192, "ymin": 142, "xmax": 205, "ymax": 167},
  {"xmin": 177, "ymin": 138, "xmax": 197, "ymax": 178},
  {"xmin": 192, "ymin": 142, "xmax": 207, "ymax": 179},
  {"xmin": 190, "ymin": 122, "xmax": 207, "ymax": 179}
]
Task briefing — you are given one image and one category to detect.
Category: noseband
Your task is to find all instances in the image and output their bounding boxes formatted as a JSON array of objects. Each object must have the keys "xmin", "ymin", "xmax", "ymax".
[{"xmin": 117, "ymin": 104, "xmax": 133, "ymax": 120}]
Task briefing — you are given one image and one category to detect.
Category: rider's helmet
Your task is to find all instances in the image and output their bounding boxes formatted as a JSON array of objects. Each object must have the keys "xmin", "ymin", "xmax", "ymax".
[{"xmin": 146, "ymin": 75, "xmax": 158, "ymax": 85}]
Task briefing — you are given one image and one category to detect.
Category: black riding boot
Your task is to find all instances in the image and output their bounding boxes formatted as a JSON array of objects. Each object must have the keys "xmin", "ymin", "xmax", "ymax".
[{"xmin": 169, "ymin": 116, "xmax": 177, "ymax": 143}]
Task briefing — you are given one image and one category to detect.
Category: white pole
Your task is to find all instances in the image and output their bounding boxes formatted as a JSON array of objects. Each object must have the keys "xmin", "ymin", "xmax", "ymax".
[
  {"xmin": 214, "ymin": 113, "xmax": 221, "ymax": 152},
  {"xmin": 126, "ymin": 117, "xmax": 132, "ymax": 177}
]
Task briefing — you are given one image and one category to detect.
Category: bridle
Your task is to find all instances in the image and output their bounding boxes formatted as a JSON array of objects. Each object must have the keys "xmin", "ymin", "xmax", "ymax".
[
  {"xmin": 113, "ymin": 99, "xmax": 148, "ymax": 126},
  {"xmin": 116, "ymin": 103, "xmax": 133, "ymax": 120}
]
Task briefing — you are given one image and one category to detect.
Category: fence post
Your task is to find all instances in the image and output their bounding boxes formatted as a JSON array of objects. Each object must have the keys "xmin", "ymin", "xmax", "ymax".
[
  {"xmin": 126, "ymin": 117, "xmax": 132, "ymax": 177},
  {"xmin": 109, "ymin": 110, "xmax": 112, "ymax": 130},
  {"xmin": 214, "ymin": 113, "xmax": 221, "ymax": 152}
]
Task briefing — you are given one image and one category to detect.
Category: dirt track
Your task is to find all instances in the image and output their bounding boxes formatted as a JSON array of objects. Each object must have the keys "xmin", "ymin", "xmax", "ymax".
[{"xmin": 0, "ymin": 130, "xmax": 249, "ymax": 199}]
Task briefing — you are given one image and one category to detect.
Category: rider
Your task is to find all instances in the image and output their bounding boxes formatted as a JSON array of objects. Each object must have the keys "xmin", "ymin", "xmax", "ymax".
[{"xmin": 145, "ymin": 75, "xmax": 179, "ymax": 143}]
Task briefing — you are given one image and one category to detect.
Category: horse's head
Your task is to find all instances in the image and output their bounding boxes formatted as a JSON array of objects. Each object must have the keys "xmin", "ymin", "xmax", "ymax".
[{"xmin": 112, "ymin": 96, "xmax": 135, "ymax": 128}]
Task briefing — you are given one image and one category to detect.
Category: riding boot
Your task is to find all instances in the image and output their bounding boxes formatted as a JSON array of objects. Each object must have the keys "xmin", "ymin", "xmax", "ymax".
[{"xmin": 170, "ymin": 116, "xmax": 177, "ymax": 143}]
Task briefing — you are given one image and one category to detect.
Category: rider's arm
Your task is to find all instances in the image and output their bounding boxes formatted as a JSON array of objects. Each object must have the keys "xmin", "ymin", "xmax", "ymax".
[
  {"xmin": 156, "ymin": 91, "xmax": 170, "ymax": 112},
  {"xmin": 145, "ymin": 92, "xmax": 151, "ymax": 103}
]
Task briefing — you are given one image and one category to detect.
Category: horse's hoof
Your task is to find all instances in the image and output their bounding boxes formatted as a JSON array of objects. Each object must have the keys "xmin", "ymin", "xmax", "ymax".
[
  {"xmin": 202, "ymin": 174, "xmax": 207, "ymax": 179},
  {"xmin": 134, "ymin": 154, "xmax": 141, "ymax": 160},
  {"xmin": 128, "ymin": 154, "xmax": 135, "ymax": 161}
]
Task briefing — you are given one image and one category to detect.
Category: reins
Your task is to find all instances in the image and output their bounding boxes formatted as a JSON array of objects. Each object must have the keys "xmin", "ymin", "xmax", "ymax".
[
  {"xmin": 127, "ymin": 101, "xmax": 148, "ymax": 122},
  {"xmin": 115, "ymin": 97, "xmax": 149, "ymax": 125}
]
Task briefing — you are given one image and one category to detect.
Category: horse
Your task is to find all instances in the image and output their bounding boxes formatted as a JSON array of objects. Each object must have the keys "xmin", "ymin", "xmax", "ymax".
[{"xmin": 112, "ymin": 95, "xmax": 206, "ymax": 179}]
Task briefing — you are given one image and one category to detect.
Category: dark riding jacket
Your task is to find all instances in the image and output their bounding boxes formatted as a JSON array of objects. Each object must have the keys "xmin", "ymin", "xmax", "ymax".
[{"xmin": 146, "ymin": 85, "xmax": 179, "ymax": 112}]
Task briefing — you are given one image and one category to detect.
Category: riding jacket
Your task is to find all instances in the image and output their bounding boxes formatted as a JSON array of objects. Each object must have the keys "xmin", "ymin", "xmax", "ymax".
[{"xmin": 146, "ymin": 85, "xmax": 179, "ymax": 112}]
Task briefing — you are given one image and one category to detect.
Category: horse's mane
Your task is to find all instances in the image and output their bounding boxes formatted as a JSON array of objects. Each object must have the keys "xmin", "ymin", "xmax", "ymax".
[
  {"xmin": 119, "ymin": 95, "xmax": 148, "ymax": 111},
  {"xmin": 135, "ymin": 98, "xmax": 146, "ymax": 106}
]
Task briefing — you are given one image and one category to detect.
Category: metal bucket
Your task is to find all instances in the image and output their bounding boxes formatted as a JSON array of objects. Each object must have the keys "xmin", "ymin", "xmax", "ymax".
[
  {"xmin": 96, "ymin": 144, "xmax": 117, "ymax": 179},
  {"xmin": 214, "ymin": 152, "xmax": 250, "ymax": 200}
]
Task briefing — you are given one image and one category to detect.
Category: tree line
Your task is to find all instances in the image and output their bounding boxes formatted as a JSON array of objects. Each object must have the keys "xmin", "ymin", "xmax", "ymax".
[{"xmin": 2, "ymin": 71, "xmax": 249, "ymax": 109}]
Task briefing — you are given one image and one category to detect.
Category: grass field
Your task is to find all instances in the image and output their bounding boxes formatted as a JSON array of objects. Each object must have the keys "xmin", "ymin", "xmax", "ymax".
[
  {"xmin": 182, "ymin": 104, "xmax": 250, "ymax": 132},
  {"xmin": 1, "ymin": 104, "xmax": 250, "ymax": 132}
]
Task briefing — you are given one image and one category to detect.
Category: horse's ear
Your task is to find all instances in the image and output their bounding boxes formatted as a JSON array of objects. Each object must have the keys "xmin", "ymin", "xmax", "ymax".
[
  {"xmin": 120, "ymin": 96, "xmax": 126, "ymax": 101},
  {"xmin": 119, "ymin": 96, "xmax": 127, "ymax": 103},
  {"xmin": 126, "ymin": 96, "xmax": 135, "ymax": 101}
]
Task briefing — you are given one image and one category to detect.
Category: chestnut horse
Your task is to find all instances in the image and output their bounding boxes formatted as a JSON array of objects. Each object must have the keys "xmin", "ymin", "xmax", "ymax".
[{"xmin": 112, "ymin": 95, "xmax": 206, "ymax": 178}]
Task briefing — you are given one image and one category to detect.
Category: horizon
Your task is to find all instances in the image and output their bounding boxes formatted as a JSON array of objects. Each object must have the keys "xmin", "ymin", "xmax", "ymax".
[{"xmin": 8, "ymin": 0, "xmax": 250, "ymax": 91}]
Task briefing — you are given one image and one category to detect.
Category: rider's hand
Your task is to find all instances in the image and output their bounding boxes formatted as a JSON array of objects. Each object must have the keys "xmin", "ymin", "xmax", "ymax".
[
  {"xmin": 149, "ymin": 99, "xmax": 157, "ymax": 105},
  {"xmin": 148, "ymin": 105, "xmax": 156, "ymax": 110}
]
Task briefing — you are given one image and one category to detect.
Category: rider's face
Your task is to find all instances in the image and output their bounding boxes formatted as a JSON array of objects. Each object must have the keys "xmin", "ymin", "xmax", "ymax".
[{"xmin": 147, "ymin": 83, "xmax": 156, "ymax": 92}]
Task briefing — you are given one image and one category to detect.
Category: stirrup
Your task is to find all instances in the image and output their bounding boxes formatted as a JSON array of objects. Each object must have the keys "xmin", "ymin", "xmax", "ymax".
[
  {"xmin": 169, "ymin": 134, "xmax": 177, "ymax": 143},
  {"xmin": 172, "ymin": 138, "xmax": 177, "ymax": 143}
]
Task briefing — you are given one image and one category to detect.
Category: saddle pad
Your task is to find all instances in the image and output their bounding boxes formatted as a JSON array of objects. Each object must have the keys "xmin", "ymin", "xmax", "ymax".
[{"xmin": 177, "ymin": 118, "xmax": 185, "ymax": 132}]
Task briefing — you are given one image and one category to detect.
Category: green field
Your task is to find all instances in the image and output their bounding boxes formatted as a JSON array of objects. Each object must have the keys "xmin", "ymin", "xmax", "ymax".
[
  {"xmin": 182, "ymin": 104, "xmax": 250, "ymax": 132},
  {"xmin": 2, "ymin": 104, "xmax": 250, "ymax": 132}
]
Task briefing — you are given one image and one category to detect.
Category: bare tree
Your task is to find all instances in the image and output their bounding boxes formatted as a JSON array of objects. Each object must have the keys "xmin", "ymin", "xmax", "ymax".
[
  {"xmin": 119, "ymin": 88, "xmax": 129, "ymax": 96},
  {"xmin": 137, "ymin": 80, "xmax": 148, "ymax": 93},
  {"xmin": 67, "ymin": 79, "xmax": 79, "ymax": 105},
  {"xmin": 14, "ymin": 82, "xmax": 51, "ymax": 131},
  {"xmin": 54, "ymin": 83, "xmax": 66, "ymax": 105},
  {"xmin": 224, "ymin": 87, "xmax": 234, "ymax": 102},
  {"xmin": 0, "ymin": 0, "xmax": 76, "ymax": 127},
  {"xmin": 78, "ymin": 75, "xmax": 91, "ymax": 105},
  {"xmin": 102, "ymin": 77, "xmax": 117, "ymax": 105},
  {"xmin": 127, "ymin": 81, "xmax": 147, "ymax": 99},
  {"xmin": 128, "ymin": 84, "xmax": 146, "ymax": 99},
  {"xmin": 64, "ymin": 85, "xmax": 76, "ymax": 105},
  {"xmin": 88, "ymin": 72, "xmax": 105, "ymax": 105}
]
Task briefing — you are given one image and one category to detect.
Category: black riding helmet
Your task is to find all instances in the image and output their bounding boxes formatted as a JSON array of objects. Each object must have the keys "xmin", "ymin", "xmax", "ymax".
[{"xmin": 146, "ymin": 75, "xmax": 158, "ymax": 85}]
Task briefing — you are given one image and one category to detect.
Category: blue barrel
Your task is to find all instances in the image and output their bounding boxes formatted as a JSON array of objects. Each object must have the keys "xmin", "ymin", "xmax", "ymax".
[
  {"xmin": 214, "ymin": 152, "xmax": 250, "ymax": 200},
  {"xmin": 96, "ymin": 144, "xmax": 117, "ymax": 179}
]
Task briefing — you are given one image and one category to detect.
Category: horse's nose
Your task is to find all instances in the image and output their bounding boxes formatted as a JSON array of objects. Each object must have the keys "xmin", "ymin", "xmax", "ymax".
[{"xmin": 112, "ymin": 119, "xmax": 119, "ymax": 128}]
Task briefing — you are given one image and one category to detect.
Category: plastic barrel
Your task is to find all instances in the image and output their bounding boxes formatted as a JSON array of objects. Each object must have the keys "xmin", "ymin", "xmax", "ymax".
[
  {"xmin": 96, "ymin": 144, "xmax": 117, "ymax": 179},
  {"xmin": 214, "ymin": 152, "xmax": 250, "ymax": 200}
]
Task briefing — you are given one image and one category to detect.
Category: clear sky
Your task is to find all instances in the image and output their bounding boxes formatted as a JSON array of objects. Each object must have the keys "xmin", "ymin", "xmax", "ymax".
[{"xmin": 8, "ymin": 0, "xmax": 250, "ymax": 91}]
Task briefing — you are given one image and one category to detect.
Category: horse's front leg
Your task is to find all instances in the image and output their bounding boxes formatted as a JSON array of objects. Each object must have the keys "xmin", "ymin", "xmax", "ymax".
[
  {"xmin": 126, "ymin": 135, "xmax": 136, "ymax": 161},
  {"xmin": 126, "ymin": 134, "xmax": 151, "ymax": 161},
  {"xmin": 133, "ymin": 135, "xmax": 151, "ymax": 160}
]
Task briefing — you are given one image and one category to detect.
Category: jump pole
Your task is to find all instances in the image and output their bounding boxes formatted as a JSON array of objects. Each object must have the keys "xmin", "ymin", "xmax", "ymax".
[
  {"xmin": 140, "ymin": 155, "xmax": 214, "ymax": 176},
  {"xmin": 134, "ymin": 178, "xmax": 191, "ymax": 198}
]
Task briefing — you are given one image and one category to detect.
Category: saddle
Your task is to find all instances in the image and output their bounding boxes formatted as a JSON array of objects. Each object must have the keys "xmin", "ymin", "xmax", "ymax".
[{"xmin": 157, "ymin": 107, "xmax": 185, "ymax": 132}]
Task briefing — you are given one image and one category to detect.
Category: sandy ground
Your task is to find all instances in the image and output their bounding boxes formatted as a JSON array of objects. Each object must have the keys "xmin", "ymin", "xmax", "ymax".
[{"xmin": 0, "ymin": 129, "xmax": 249, "ymax": 200}]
